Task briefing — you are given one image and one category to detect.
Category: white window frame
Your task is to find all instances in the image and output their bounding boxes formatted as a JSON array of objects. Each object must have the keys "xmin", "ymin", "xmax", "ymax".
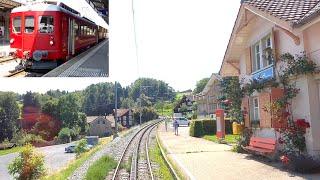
[
  {"xmin": 252, "ymin": 97, "xmax": 260, "ymax": 122},
  {"xmin": 252, "ymin": 34, "xmax": 273, "ymax": 73}
]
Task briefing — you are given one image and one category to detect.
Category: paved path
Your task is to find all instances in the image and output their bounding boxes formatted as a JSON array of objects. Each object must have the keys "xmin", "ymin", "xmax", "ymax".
[
  {"xmin": 158, "ymin": 122, "xmax": 320, "ymax": 180},
  {"xmin": 0, "ymin": 142, "xmax": 75, "ymax": 180}
]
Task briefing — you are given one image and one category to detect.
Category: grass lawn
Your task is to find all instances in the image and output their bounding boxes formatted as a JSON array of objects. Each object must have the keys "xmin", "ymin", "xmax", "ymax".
[
  {"xmin": 44, "ymin": 137, "xmax": 112, "ymax": 180},
  {"xmin": 203, "ymin": 134, "xmax": 239, "ymax": 144},
  {"xmin": 0, "ymin": 146, "xmax": 24, "ymax": 156},
  {"xmin": 85, "ymin": 155, "xmax": 117, "ymax": 180},
  {"xmin": 149, "ymin": 137, "xmax": 175, "ymax": 180}
]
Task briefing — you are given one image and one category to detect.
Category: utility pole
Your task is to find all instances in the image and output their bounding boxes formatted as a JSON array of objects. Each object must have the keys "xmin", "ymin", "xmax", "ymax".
[{"xmin": 113, "ymin": 81, "xmax": 118, "ymax": 139}]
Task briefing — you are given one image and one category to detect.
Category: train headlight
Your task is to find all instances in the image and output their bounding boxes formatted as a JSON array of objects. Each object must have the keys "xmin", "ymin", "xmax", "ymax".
[
  {"xmin": 50, "ymin": 40, "xmax": 54, "ymax": 46},
  {"xmin": 10, "ymin": 38, "xmax": 14, "ymax": 44}
]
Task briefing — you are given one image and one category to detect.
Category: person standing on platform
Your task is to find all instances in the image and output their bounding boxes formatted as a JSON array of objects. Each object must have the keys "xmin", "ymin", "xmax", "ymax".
[{"xmin": 173, "ymin": 118, "xmax": 179, "ymax": 135}]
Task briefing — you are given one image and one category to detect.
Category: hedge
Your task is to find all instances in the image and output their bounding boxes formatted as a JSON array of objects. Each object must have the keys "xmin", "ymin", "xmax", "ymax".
[
  {"xmin": 189, "ymin": 121, "xmax": 204, "ymax": 137},
  {"xmin": 202, "ymin": 120, "xmax": 216, "ymax": 135},
  {"xmin": 189, "ymin": 120, "xmax": 233, "ymax": 137}
]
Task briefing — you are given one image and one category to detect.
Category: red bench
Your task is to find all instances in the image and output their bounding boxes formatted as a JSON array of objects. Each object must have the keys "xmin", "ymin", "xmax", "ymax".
[{"xmin": 244, "ymin": 137, "xmax": 276, "ymax": 158}]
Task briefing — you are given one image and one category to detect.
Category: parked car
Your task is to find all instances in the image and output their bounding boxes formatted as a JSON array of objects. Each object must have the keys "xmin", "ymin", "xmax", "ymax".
[
  {"xmin": 173, "ymin": 117, "xmax": 190, "ymax": 126},
  {"xmin": 65, "ymin": 144, "xmax": 93, "ymax": 153},
  {"xmin": 65, "ymin": 145, "xmax": 75, "ymax": 153}
]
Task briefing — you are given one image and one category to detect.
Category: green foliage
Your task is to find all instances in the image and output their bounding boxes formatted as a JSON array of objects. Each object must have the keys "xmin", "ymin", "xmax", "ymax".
[
  {"xmin": 75, "ymin": 139, "xmax": 88, "ymax": 157},
  {"xmin": 129, "ymin": 78, "xmax": 175, "ymax": 103},
  {"xmin": 193, "ymin": 77, "xmax": 210, "ymax": 94},
  {"xmin": 83, "ymin": 83, "xmax": 117, "ymax": 116},
  {"xmin": 121, "ymin": 97, "xmax": 135, "ymax": 109},
  {"xmin": 10, "ymin": 131, "xmax": 44, "ymax": 146},
  {"xmin": 8, "ymin": 144, "xmax": 46, "ymax": 180},
  {"xmin": 85, "ymin": 155, "xmax": 117, "ymax": 180},
  {"xmin": 202, "ymin": 120, "xmax": 216, "ymax": 135},
  {"xmin": 23, "ymin": 91, "xmax": 41, "ymax": 108},
  {"xmin": 57, "ymin": 94, "xmax": 81, "ymax": 128},
  {"xmin": 149, "ymin": 140, "xmax": 175, "ymax": 180},
  {"xmin": 58, "ymin": 128, "xmax": 71, "ymax": 143},
  {"xmin": 133, "ymin": 107, "xmax": 158, "ymax": 124},
  {"xmin": 219, "ymin": 77, "xmax": 244, "ymax": 123},
  {"xmin": 189, "ymin": 121, "xmax": 204, "ymax": 137},
  {"xmin": 0, "ymin": 92, "xmax": 20, "ymax": 142},
  {"xmin": 233, "ymin": 128, "xmax": 252, "ymax": 153}
]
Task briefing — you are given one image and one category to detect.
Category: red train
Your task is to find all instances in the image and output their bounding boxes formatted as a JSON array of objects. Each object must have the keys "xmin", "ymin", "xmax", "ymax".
[{"xmin": 9, "ymin": 2, "xmax": 108, "ymax": 70}]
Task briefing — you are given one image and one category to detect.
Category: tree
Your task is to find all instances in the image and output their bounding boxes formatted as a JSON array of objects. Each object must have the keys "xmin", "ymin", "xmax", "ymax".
[
  {"xmin": 121, "ymin": 98, "xmax": 135, "ymax": 109},
  {"xmin": 0, "ymin": 92, "xmax": 20, "ymax": 142},
  {"xmin": 129, "ymin": 78, "xmax": 175, "ymax": 103},
  {"xmin": 57, "ymin": 94, "xmax": 82, "ymax": 129},
  {"xmin": 193, "ymin": 78, "xmax": 210, "ymax": 94},
  {"xmin": 83, "ymin": 83, "xmax": 116, "ymax": 116},
  {"xmin": 23, "ymin": 91, "xmax": 40, "ymax": 107}
]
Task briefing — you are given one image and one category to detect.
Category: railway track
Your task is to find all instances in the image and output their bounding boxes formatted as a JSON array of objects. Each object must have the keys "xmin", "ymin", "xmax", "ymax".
[
  {"xmin": 0, "ymin": 56, "xmax": 16, "ymax": 64},
  {"xmin": 5, "ymin": 69, "xmax": 26, "ymax": 77},
  {"xmin": 111, "ymin": 121, "xmax": 162, "ymax": 180}
]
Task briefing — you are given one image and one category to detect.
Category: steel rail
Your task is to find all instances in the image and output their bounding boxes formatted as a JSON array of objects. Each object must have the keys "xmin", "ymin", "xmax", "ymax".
[{"xmin": 112, "ymin": 121, "xmax": 160, "ymax": 180}]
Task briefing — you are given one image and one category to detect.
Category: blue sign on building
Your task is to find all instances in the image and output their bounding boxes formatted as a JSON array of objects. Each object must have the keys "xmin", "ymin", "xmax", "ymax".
[{"xmin": 252, "ymin": 65, "xmax": 274, "ymax": 82}]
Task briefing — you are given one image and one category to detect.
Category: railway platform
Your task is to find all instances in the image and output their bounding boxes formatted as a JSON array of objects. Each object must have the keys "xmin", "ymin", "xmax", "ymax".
[
  {"xmin": 157, "ymin": 123, "xmax": 320, "ymax": 180},
  {"xmin": 44, "ymin": 39, "xmax": 109, "ymax": 77}
]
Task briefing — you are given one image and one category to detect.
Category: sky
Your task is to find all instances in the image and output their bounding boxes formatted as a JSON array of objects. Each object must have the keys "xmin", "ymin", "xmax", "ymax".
[
  {"xmin": 0, "ymin": 0, "xmax": 240, "ymax": 93},
  {"xmin": 110, "ymin": 0, "xmax": 240, "ymax": 91}
]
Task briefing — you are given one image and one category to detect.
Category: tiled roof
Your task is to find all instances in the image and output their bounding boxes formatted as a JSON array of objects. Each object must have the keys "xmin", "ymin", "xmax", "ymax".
[{"xmin": 243, "ymin": 0, "xmax": 320, "ymax": 27}]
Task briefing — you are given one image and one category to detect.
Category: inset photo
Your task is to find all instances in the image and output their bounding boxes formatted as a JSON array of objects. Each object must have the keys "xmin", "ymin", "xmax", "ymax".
[{"xmin": 0, "ymin": 0, "xmax": 108, "ymax": 77}]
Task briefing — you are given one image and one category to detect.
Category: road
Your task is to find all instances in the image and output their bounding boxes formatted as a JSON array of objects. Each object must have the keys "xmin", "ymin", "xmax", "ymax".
[{"xmin": 0, "ymin": 142, "xmax": 76, "ymax": 180}]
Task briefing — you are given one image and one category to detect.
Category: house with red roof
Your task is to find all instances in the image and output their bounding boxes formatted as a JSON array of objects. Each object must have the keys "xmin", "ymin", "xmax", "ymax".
[{"xmin": 220, "ymin": 0, "xmax": 320, "ymax": 155}]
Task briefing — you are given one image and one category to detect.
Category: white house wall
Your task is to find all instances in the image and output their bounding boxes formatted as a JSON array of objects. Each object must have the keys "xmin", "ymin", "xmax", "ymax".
[{"xmin": 236, "ymin": 14, "xmax": 320, "ymax": 155}]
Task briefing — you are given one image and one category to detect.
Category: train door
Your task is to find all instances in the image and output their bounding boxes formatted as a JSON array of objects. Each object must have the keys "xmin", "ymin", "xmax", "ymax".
[
  {"xmin": 62, "ymin": 16, "xmax": 68, "ymax": 58},
  {"xmin": 67, "ymin": 18, "xmax": 75, "ymax": 56}
]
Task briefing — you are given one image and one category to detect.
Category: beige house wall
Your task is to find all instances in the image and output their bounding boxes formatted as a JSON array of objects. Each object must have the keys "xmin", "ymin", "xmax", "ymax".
[
  {"xmin": 88, "ymin": 117, "xmax": 112, "ymax": 137},
  {"xmin": 233, "ymin": 13, "xmax": 320, "ymax": 155}
]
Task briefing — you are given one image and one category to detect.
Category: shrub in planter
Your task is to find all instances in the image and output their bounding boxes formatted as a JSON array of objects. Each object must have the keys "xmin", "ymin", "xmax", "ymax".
[
  {"xmin": 202, "ymin": 120, "xmax": 216, "ymax": 135},
  {"xmin": 189, "ymin": 121, "xmax": 204, "ymax": 137},
  {"xmin": 8, "ymin": 144, "xmax": 46, "ymax": 179}
]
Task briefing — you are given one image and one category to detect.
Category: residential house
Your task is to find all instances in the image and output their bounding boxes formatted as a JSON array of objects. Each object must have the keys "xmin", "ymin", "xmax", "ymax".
[
  {"xmin": 87, "ymin": 116, "xmax": 113, "ymax": 137},
  {"xmin": 220, "ymin": 0, "xmax": 320, "ymax": 155},
  {"xmin": 114, "ymin": 109, "xmax": 134, "ymax": 127},
  {"xmin": 194, "ymin": 73, "xmax": 222, "ymax": 118}
]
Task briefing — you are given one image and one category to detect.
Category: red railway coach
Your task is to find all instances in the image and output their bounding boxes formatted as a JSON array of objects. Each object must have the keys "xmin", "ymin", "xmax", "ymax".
[{"xmin": 9, "ymin": 2, "xmax": 107, "ymax": 70}]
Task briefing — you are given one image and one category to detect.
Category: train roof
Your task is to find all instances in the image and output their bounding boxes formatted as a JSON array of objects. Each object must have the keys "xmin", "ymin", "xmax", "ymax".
[
  {"xmin": 11, "ymin": 2, "xmax": 98, "ymax": 26},
  {"xmin": 11, "ymin": 1, "xmax": 108, "ymax": 29}
]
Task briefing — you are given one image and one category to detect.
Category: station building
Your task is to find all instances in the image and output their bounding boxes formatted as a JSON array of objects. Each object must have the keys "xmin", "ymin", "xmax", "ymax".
[
  {"xmin": 0, "ymin": 0, "xmax": 21, "ymax": 56},
  {"xmin": 220, "ymin": 0, "xmax": 320, "ymax": 155},
  {"xmin": 194, "ymin": 73, "xmax": 221, "ymax": 118}
]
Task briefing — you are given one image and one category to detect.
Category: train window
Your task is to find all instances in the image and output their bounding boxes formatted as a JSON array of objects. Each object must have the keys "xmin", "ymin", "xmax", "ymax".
[
  {"xmin": 38, "ymin": 16, "xmax": 54, "ymax": 33},
  {"xmin": 74, "ymin": 22, "xmax": 79, "ymax": 35},
  {"xmin": 25, "ymin": 16, "xmax": 34, "ymax": 33},
  {"xmin": 13, "ymin": 17, "xmax": 21, "ymax": 33}
]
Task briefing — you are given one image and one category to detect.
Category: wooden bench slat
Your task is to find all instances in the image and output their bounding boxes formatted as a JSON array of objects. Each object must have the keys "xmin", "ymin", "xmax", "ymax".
[
  {"xmin": 250, "ymin": 141, "xmax": 275, "ymax": 150},
  {"xmin": 245, "ymin": 137, "xmax": 276, "ymax": 157},
  {"xmin": 250, "ymin": 137, "xmax": 276, "ymax": 145},
  {"xmin": 245, "ymin": 146, "xmax": 273, "ymax": 153}
]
